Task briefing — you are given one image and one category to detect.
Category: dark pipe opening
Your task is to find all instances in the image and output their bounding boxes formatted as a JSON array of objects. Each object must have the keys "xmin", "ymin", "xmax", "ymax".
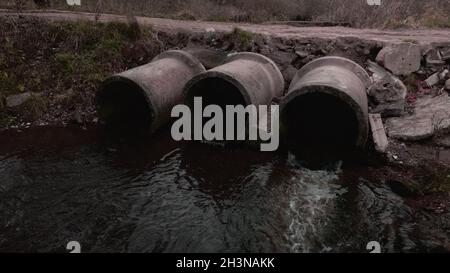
[
  {"xmin": 186, "ymin": 77, "xmax": 246, "ymax": 108},
  {"xmin": 186, "ymin": 77, "xmax": 247, "ymax": 141},
  {"xmin": 97, "ymin": 80, "xmax": 153, "ymax": 136},
  {"xmin": 282, "ymin": 90, "xmax": 359, "ymax": 167}
]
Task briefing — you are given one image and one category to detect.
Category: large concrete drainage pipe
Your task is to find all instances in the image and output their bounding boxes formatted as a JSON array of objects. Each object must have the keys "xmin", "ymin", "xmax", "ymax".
[
  {"xmin": 184, "ymin": 52, "xmax": 284, "ymax": 108},
  {"xmin": 183, "ymin": 52, "xmax": 284, "ymax": 140},
  {"xmin": 97, "ymin": 50, "xmax": 206, "ymax": 135},
  {"xmin": 280, "ymin": 56, "xmax": 371, "ymax": 164}
]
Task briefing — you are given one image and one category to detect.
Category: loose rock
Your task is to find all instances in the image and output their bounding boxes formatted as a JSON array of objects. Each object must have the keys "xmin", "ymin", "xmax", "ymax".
[
  {"xmin": 369, "ymin": 113, "xmax": 389, "ymax": 153},
  {"xmin": 426, "ymin": 69, "xmax": 450, "ymax": 87},
  {"xmin": 295, "ymin": 50, "xmax": 309, "ymax": 58},
  {"xmin": 424, "ymin": 48, "xmax": 444, "ymax": 66},
  {"xmin": 184, "ymin": 47, "xmax": 227, "ymax": 69},
  {"xmin": 425, "ymin": 72, "xmax": 441, "ymax": 87},
  {"xmin": 376, "ymin": 43, "xmax": 421, "ymax": 76},
  {"xmin": 367, "ymin": 61, "xmax": 407, "ymax": 117},
  {"xmin": 386, "ymin": 94, "xmax": 450, "ymax": 141},
  {"xmin": 6, "ymin": 92, "xmax": 38, "ymax": 108},
  {"xmin": 441, "ymin": 48, "xmax": 450, "ymax": 61},
  {"xmin": 371, "ymin": 101, "xmax": 406, "ymax": 118}
]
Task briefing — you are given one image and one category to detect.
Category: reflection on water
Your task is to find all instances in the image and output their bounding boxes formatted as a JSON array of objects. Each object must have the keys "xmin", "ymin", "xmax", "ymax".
[{"xmin": 0, "ymin": 126, "xmax": 447, "ymax": 252}]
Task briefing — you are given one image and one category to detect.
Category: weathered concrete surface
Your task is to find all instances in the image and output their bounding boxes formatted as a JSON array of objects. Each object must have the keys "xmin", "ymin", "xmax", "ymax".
[
  {"xmin": 2, "ymin": 10, "xmax": 450, "ymax": 45},
  {"xmin": 386, "ymin": 94, "xmax": 450, "ymax": 141},
  {"xmin": 184, "ymin": 52, "xmax": 285, "ymax": 106},
  {"xmin": 369, "ymin": 114, "xmax": 389, "ymax": 153},
  {"xmin": 367, "ymin": 61, "xmax": 407, "ymax": 117},
  {"xmin": 281, "ymin": 56, "xmax": 371, "ymax": 149},
  {"xmin": 97, "ymin": 50, "xmax": 206, "ymax": 134},
  {"xmin": 375, "ymin": 43, "xmax": 422, "ymax": 76}
]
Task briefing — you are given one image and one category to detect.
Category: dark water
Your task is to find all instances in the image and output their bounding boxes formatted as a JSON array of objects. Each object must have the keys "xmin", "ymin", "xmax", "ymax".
[{"xmin": 0, "ymin": 126, "xmax": 448, "ymax": 253}]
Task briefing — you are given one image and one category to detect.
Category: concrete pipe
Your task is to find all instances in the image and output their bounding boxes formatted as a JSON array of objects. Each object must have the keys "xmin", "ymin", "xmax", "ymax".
[
  {"xmin": 97, "ymin": 50, "xmax": 206, "ymax": 135},
  {"xmin": 280, "ymin": 56, "xmax": 371, "ymax": 164},
  {"xmin": 183, "ymin": 52, "xmax": 285, "ymax": 108}
]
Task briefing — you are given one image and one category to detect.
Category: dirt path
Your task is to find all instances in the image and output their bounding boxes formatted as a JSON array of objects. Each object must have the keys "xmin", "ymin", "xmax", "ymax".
[{"xmin": 1, "ymin": 9, "xmax": 450, "ymax": 45}]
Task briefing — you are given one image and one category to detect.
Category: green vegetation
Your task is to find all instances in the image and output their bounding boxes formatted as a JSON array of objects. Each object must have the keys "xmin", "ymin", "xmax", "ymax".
[
  {"xmin": 229, "ymin": 28, "xmax": 255, "ymax": 50},
  {"xmin": 0, "ymin": 17, "xmax": 163, "ymax": 126}
]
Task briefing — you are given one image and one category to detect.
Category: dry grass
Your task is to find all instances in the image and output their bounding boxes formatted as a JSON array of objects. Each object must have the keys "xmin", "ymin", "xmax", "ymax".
[
  {"xmin": 1, "ymin": 0, "xmax": 449, "ymax": 28},
  {"xmin": 308, "ymin": 0, "xmax": 450, "ymax": 28}
]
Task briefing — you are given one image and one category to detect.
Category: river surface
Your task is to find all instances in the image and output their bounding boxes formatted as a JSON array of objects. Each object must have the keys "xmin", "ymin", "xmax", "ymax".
[{"xmin": 0, "ymin": 126, "xmax": 448, "ymax": 253}]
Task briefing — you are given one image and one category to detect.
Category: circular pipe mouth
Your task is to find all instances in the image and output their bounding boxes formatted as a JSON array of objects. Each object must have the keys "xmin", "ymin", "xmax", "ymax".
[
  {"xmin": 97, "ymin": 76, "xmax": 154, "ymax": 135},
  {"xmin": 281, "ymin": 85, "xmax": 365, "ymax": 165}
]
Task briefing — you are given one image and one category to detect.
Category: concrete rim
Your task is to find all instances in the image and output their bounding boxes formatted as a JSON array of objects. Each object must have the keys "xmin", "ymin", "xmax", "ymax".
[
  {"xmin": 291, "ymin": 56, "xmax": 372, "ymax": 90},
  {"xmin": 226, "ymin": 52, "xmax": 285, "ymax": 93},
  {"xmin": 153, "ymin": 50, "xmax": 206, "ymax": 75}
]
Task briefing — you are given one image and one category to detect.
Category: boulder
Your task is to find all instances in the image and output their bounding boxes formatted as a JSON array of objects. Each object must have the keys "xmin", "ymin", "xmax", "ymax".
[
  {"xmin": 386, "ymin": 94, "xmax": 450, "ymax": 141},
  {"xmin": 376, "ymin": 43, "xmax": 421, "ymax": 76},
  {"xmin": 6, "ymin": 92, "xmax": 37, "ymax": 108},
  {"xmin": 424, "ymin": 48, "xmax": 444, "ymax": 66},
  {"xmin": 369, "ymin": 114, "xmax": 389, "ymax": 153},
  {"xmin": 367, "ymin": 61, "xmax": 407, "ymax": 117}
]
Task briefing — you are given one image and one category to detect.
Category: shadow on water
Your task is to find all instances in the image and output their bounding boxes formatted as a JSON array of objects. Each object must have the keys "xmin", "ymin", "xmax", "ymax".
[{"xmin": 0, "ymin": 126, "xmax": 448, "ymax": 252}]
